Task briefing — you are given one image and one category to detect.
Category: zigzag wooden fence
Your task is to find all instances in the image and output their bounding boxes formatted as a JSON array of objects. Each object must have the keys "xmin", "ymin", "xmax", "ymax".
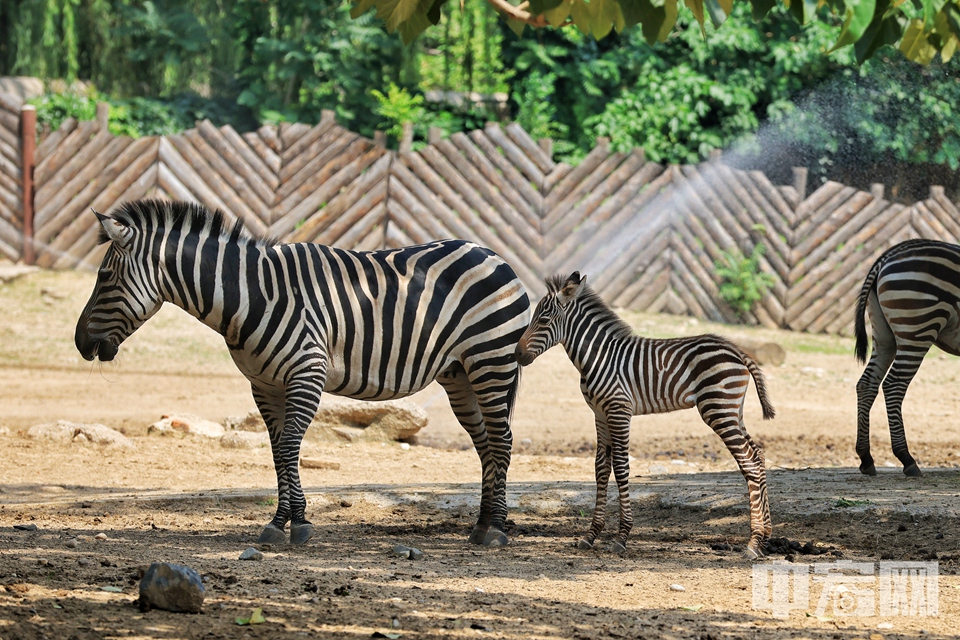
[
  {"xmin": 4, "ymin": 95, "xmax": 960, "ymax": 336},
  {"xmin": 0, "ymin": 92, "xmax": 22, "ymax": 262}
]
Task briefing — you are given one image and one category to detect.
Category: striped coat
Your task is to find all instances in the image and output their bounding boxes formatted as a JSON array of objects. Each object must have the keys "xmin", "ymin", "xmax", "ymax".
[
  {"xmin": 516, "ymin": 272, "xmax": 774, "ymax": 558},
  {"xmin": 75, "ymin": 200, "xmax": 530, "ymax": 546}
]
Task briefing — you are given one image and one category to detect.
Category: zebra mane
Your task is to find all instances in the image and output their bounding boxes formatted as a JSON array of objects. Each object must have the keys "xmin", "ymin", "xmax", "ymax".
[
  {"xmin": 544, "ymin": 274, "xmax": 635, "ymax": 340},
  {"xmin": 97, "ymin": 199, "xmax": 277, "ymax": 248}
]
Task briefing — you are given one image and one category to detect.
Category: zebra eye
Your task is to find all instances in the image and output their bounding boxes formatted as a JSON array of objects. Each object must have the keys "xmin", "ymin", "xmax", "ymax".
[{"xmin": 99, "ymin": 268, "xmax": 114, "ymax": 280}]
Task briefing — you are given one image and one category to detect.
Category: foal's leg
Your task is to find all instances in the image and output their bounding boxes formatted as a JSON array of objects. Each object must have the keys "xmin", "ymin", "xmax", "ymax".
[
  {"xmin": 700, "ymin": 398, "xmax": 769, "ymax": 559},
  {"xmin": 608, "ymin": 411, "xmax": 634, "ymax": 554},
  {"xmin": 579, "ymin": 414, "xmax": 612, "ymax": 550},
  {"xmin": 856, "ymin": 295, "xmax": 896, "ymax": 475}
]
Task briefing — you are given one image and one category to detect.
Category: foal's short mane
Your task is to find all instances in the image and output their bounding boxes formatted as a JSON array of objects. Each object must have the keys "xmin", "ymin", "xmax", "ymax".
[
  {"xmin": 98, "ymin": 199, "xmax": 277, "ymax": 248},
  {"xmin": 544, "ymin": 274, "xmax": 635, "ymax": 340}
]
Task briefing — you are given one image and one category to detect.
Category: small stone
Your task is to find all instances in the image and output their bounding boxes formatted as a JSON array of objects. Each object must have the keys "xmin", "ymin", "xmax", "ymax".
[
  {"xmin": 340, "ymin": 499, "xmax": 353, "ymax": 508},
  {"xmin": 13, "ymin": 524, "xmax": 38, "ymax": 532},
  {"xmin": 392, "ymin": 544, "xmax": 411, "ymax": 559},
  {"xmin": 138, "ymin": 562, "xmax": 205, "ymax": 613},
  {"xmin": 669, "ymin": 584, "xmax": 685, "ymax": 592},
  {"xmin": 300, "ymin": 457, "xmax": 340, "ymax": 470},
  {"xmin": 399, "ymin": 442, "xmax": 411, "ymax": 451},
  {"xmin": 65, "ymin": 538, "xmax": 78, "ymax": 549},
  {"xmin": 77, "ymin": 558, "xmax": 91, "ymax": 566},
  {"xmin": 408, "ymin": 547, "xmax": 424, "ymax": 561},
  {"xmin": 239, "ymin": 547, "xmax": 263, "ymax": 561},
  {"xmin": 649, "ymin": 465, "xmax": 667, "ymax": 474},
  {"xmin": 877, "ymin": 622, "xmax": 894, "ymax": 630},
  {"xmin": 148, "ymin": 414, "xmax": 224, "ymax": 438},
  {"xmin": 95, "ymin": 533, "xmax": 108, "ymax": 540},
  {"xmin": 220, "ymin": 431, "xmax": 270, "ymax": 449},
  {"xmin": 936, "ymin": 532, "xmax": 944, "ymax": 539},
  {"xmin": 520, "ymin": 438, "xmax": 533, "ymax": 446},
  {"xmin": 670, "ymin": 459, "xmax": 685, "ymax": 465}
]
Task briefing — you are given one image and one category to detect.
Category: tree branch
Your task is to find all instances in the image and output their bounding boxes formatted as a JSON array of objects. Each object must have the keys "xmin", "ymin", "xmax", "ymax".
[{"xmin": 484, "ymin": 0, "xmax": 551, "ymax": 27}]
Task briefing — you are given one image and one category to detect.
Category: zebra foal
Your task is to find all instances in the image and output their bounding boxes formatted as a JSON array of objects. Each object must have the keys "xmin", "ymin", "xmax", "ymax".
[
  {"xmin": 515, "ymin": 272, "xmax": 775, "ymax": 558},
  {"xmin": 855, "ymin": 238, "xmax": 960, "ymax": 477},
  {"xmin": 75, "ymin": 200, "xmax": 530, "ymax": 546}
]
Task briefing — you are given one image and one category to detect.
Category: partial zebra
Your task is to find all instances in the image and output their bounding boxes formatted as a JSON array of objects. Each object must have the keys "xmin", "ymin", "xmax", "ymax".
[
  {"xmin": 515, "ymin": 272, "xmax": 775, "ymax": 559},
  {"xmin": 854, "ymin": 238, "xmax": 960, "ymax": 478},
  {"xmin": 75, "ymin": 200, "xmax": 530, "ymax": 546}
]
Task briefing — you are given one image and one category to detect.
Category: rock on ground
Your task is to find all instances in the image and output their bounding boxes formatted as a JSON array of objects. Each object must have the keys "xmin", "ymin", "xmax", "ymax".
[
  {"xmin": 25, "ymin": 420, "xmax": 133, "ymax": 448},
  {"xmin": 222, "ymin": 411, "xmax": 266, "ymax": 432},
  {"xmin": 139, "ymin": 562, "xmax": 205, "ymax": 613},
  {"xmin": 305, "ymin": 398, "xmax": 427, "ymax": 443},
  {"xmin": 148, "ymin": 414, "xmax": 225, "ymax": 439},
  {"xmin": 220, "ymin": 431, "xmax": 270, "ymax": 449}
]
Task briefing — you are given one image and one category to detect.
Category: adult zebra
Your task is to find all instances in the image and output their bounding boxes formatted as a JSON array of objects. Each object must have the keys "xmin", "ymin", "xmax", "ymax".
[
  {"xmin": 75, "ymin": 199, "xmax": 530, "ymax": 546},
  {"xmin": 854, "ymin": 238, "xmax": 960, "ymax": 478},
  {"xmin": 515, "ymin": 272, "xmax": 775, "ymax": 559}
]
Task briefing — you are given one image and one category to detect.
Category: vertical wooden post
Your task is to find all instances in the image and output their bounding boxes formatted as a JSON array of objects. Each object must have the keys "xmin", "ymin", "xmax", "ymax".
[
  {"xmin": 21, "ymin": 105, "xmax": 36, "ymax": 266},
  {"xmin": 428, "ymin": 126, "xmax": 443, "ymax": 145},
  {"xmin": 709, "ymin": 148, "xmax": 722, "ymax": 161},
  {"xmin": 792, "ymin": 167, "xmax": 808, "ymax": 203},
  {"xmin": 398, "ymin": 121, "xmax": 413, "ymax": 154},
  {"xmin": 930, "ymin": 185, "xmax": 945, "ymax": 200},
  {"xmin": 870, "ymin": 183, "xmax": 885, "ymax": 200},
  {"xmin": 96, "ymin": 102, "xmax": 110, "ymax": 130}
]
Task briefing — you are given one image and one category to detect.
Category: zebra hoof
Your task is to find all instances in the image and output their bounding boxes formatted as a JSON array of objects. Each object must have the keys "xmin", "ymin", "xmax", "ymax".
[
  {"xmin": 742, "ymin": 547, "xmax": 761, "ymax": 561},
  {"xmin": 904, "ymin": 463, "xmax": 923, "ymax": 477},
  {"xmin": 257, "ymin": 523, "xmax": 286, "ymax": 544},
  {"xmin": 577, "ymin": 538, "xmax": 594, "ymax": 550},
  {"xmin": 482, "ymin": 528, "xmax": 508, "ymax": 547},
  {"xmin": 859, "ymin": 463, "xmax": 877, "ymax": 476},
  {"xmin": 467, "ymin": 526, "xmax": 489, "ymax": 545},
  {"xmin": 608, "ymin": 541, "xmax": 627, "ymax": 555},
  {"xmin": 290, "ymin": 523, "xmax": 315, "ymax": 545}
]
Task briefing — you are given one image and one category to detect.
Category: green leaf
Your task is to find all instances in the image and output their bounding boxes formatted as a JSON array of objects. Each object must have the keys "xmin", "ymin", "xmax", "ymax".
[
  {"xmin": 831, "ymin": 0, "xmax": 877, "ymax": 51},
  {"xmin": 236, "ymin": 607, "xmax": 266, "ymax": 626},
  {"xmin": 748, "ymin": 0, "xmax": 777, "ymax": 19},
  {"xmin": 426, "ymin": 0, "xmax": 447, "ymax": 24},
  {"xmin": 679, "ymin": 604, "xmax": 704, "ymax": 612},
  {"xmin": 617, "ymin": 0, "xmax": 644, "ymax": 27},
  {"xmin": 900, "ymin": 18, "xmax": 939, "ymax": 62},
  {"xmin": 350, "ymin": 0, "xmax": 380, "ymax": 19},
  {"xmin": 570, "ymin": 0, "xmax": 597, "ymax": 35},
  {"xmin": 506, "ymin": 16, "xmax": 527, "ymax": 36},
  {"xmin": 544, "ymin": 0, "xmax": 574, "ymax": 26},
  {"xmin": 529, "ymin": 0, "xmax": 566, "ymax": 13},
  {"xmin": 684, "ymin": 0, "xmax": 707, "ymax": 33},
  {"xmin": 854, "ymin": 0, "xmax": 904, "ymax": 64},
  {"xmin": 592, "ymin": 0, "xmax": 620, "ymax": 38},
  {"xmin": 100, "ymin": 586, "xmax": 123, "ymax": 593},
  {"xmin": 943, "ymin": 33, "xmax": 959, "ymax": 60}
]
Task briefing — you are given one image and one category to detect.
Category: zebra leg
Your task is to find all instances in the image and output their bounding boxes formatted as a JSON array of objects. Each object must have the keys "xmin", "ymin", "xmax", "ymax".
[
  {"xmin": 856, "ymin": 302, "xmax": 896, "ymax": 476},
  {"xmin": 579, "ymin": 419, "xmax": 611, "ymax": 551},
  {"xmin": 882, "ymin": 347, "xmax": 927, "ymax": 477},
  {"xmin": 702, "ymin": 403, "xmax": 769, "ymax": 559},
  {"xmin": 438, "ymin": 363, "xmax": 511, "ymax": 547},
  {"xmin": 609, "ymin": 414, "xmax": 633, "ymax": 555},
  {"xmin": 251, "ymin": 387, "xmax": 289, "ymax": 544},
  {"xmin": 283, "ymin": 378, "xmax": 325, "ymax": 545}
]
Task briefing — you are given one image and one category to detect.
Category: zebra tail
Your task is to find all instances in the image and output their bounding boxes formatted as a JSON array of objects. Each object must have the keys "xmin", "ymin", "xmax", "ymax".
[
  {"xmin": 505, "ymin": 361, "xmax": 523, "ymax": 430},
  {"xmin": 743, "ymin": 354, "xmax": 776, "ymax": 421},
  {"xmin": 855, "ymin": 260, "xmax": 881, "ymax": 365}
]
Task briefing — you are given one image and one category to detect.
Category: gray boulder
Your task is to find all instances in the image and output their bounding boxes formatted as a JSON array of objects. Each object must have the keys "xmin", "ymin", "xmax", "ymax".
[
  {"xmin": 26, "ymin": 420, "xmax": 132, "ymax": 448},
  {"xmin": 138, "ymin": 562, "xmax": 205, "ymax": 613}
]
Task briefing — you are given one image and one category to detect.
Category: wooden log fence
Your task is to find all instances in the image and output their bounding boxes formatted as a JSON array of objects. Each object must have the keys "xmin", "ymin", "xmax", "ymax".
[{"xmin": 3, "ymin": 95, "xmax": 960, "ymax": 336}]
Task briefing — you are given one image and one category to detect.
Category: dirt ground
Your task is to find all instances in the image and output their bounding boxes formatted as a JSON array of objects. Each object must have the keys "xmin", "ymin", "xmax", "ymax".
[{"xmin": 2, "ymin": 269, "xmax": 960, "ymax": 639}]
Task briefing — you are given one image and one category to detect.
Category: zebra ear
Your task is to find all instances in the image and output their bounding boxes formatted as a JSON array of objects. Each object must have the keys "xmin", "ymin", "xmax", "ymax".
[
  {"xmin": 559, "ymin": 272, "xmax": 586, "ymax": 303},
  {"xmin": 94, "ymin": 209, "xmax": 132, "ymax": 247}
]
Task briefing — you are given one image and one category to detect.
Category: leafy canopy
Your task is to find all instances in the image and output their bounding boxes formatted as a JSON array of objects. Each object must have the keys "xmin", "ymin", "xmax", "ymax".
[{"xmin": 350, "ymin": 0, "xmax": 960, "ymax": 64}]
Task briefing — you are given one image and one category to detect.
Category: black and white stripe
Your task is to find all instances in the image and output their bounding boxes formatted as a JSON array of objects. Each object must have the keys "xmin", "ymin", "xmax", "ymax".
[
  {"xmin": 515, "ymin": 272, "xmax": 775, "ymax": 558},
  {"xmin": 854, "ymin": 238, "xmax": 960, "ymax": 478},
  {"xmin": 75, "ymin": 200, "xmax": 530, "ymax": 546}
]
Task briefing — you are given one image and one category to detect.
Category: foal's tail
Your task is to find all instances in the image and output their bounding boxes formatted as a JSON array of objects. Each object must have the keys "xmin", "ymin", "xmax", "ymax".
[{"xmin": 742, "ymin": 352, "xmax": 776, "ymax": 420}]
